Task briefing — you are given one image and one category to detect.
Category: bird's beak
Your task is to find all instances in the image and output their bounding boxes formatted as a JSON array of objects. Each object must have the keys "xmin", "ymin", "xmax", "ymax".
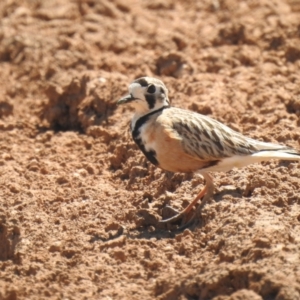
[{"xmin": 117, "ymin": 94, "xmax": 136, "ymax": 105}]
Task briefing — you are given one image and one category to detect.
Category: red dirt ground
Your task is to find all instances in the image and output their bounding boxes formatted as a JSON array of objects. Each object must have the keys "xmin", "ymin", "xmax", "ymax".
[{"xmin": 1, "ymin": 0, "xmax": 300, "ymax": 299}]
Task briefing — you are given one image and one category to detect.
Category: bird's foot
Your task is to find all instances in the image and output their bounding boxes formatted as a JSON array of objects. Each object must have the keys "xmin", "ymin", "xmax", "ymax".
[
  {"xmin": 161, "ymin": 206, "xmax": 181, "ymax": 220},
  {"xmin": 159, "ymin": 206, "xmax": 195, "ymax": 228},
  {"xmin": 159, "ymin": 204, "xmax": 204, "ymax": 230},
  {"xmin": 158, "ymin": 177, "xmax": 213, "ymax": 230}
]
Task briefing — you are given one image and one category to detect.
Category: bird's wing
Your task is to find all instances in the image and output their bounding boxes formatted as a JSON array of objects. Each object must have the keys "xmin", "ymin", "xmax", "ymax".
[{"xmin": 164, "ymin": 108, "xmax": 265, "ymax": 161}]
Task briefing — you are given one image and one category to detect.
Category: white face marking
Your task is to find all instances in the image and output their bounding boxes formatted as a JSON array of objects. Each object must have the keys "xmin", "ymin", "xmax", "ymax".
[
  {"xmin": 128, "ymin": 83, "xmax": 149, "ymax": 115},
  {"xmin": 129, "ymin": 83, "xmax": 145, "ymax": 99}
]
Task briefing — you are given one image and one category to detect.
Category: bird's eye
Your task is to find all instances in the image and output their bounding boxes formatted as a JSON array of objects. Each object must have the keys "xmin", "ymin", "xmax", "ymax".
[{"xmin": 147, "ymin": 84, "xmax": 156, "ymax": 94}]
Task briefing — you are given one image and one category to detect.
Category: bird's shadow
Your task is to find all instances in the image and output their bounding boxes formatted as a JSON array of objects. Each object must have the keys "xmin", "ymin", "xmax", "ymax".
[
  {"xmin": 213, "ymin": 185, "xmax": 244, "ymax": 202},
  {"xmin": 126, "ymin": 186, "xmax": 243, "ymax": 240},
  {"xmin": 92, "ymin": 187, "xmax": 244, "ymax": 244}
]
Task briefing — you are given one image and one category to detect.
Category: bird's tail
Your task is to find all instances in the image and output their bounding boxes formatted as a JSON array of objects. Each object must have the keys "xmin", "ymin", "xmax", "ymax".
[
  {"xmin": 209, "ymin": 146, "xmax": 300, "ymax": 172},
  {"xmin": 246, "ymin": 137, "xmax": 300, "ymax": 161},
  {"xmin": 251, "ymin": 148, "xmax": 300, "ymax": 161}
]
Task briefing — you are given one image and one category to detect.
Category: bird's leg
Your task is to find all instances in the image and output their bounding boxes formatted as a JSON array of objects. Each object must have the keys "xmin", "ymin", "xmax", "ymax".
[
  {"xmin": 193, "ymin": 173, "xmax": 214, "ymax": 213},
  {"xmin": 159, "ymin": 173, "xmax": 214, "ymax": 226},
  {"xmin": 177, "ymin": 173, "xmax": 214, "ymax": 229}
]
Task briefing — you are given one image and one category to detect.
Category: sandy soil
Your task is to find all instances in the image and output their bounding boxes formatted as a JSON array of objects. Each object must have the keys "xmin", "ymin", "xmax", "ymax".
[{"xmin": 1, "ymin": 0, "xmax": 300, "ymax": 299}]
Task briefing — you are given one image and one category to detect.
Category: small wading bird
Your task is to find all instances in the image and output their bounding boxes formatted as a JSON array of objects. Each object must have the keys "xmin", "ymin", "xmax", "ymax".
[{"xmin": 117, "ymin": 77, "xmax": 300, "ymax": 228}]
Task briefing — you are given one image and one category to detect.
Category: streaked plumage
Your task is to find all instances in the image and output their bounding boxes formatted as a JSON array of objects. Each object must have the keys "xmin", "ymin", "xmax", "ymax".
[{"xmin": 118, "ymin": 77, "xmax": 300, "ymax": 228}]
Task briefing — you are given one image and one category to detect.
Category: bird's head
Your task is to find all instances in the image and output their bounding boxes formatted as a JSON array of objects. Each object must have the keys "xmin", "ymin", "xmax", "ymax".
[{"xmin": 117, "ymin": 77, "xmax": 170, "ymax": 114}]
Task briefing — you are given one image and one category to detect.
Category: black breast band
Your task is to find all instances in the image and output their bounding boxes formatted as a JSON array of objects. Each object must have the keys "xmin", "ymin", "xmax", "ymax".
[{"xmin": 132, "ymin": 106, "xmax": 169, "ymax": 166}]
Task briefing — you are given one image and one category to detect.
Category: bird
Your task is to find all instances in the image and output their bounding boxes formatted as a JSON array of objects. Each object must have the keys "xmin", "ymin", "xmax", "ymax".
[{"xmin": 117, "ymin": 76, "xmax": 300, "ymax": 228}]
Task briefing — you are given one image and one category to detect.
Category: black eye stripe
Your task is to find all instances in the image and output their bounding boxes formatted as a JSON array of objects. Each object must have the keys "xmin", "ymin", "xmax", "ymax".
[
  {"xmin": 145, "ymin": 94, "xmax": 156, "ymax": 109},
  {"xmin": 147, "ymin": 84, "xmax": 156, "ymax": 94}
]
